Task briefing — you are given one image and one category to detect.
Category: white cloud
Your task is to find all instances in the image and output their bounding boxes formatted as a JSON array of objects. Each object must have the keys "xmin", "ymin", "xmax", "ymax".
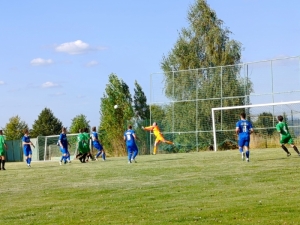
[
  {"xmin": 41, "ymin": 82, "xmax": 60, "ymax": 88},
  {"xmin": 55, "ymin": 40, "xmax": 105, "ymax": 55},
  {"xmin": 86, "ymin": 60, "xmax": 99, "ymax": 67},
  {"xmin": 0, "ymin": 81, "xmax": 4, "ymax": 85},
  {"xmin": 30, "ymin": 58, "xmax": 53, "ymax": 66}
]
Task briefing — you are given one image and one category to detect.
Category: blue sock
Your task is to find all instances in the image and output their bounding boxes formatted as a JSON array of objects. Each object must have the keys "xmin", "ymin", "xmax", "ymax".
[
  {"xmin": 26, "ymin": 158, "xmax": 29, "ymax": 164},
  {"xmin": 128, "ymin": 152, "xmax": 132, "ymax": 161},
  {"xmin": 96, "ymin": 151, "xmax": 101, "ymax": 158},
  {"xmin": 133, "ymin": 150, "xmax": 138, "ymax": 159},
  {"xmin": 239, "ymin": 147, "xmax": 243, "ymax": 153},
  {"xmin": 28, "ymin": 158, "xmax": 31, "ymax": 164},
  {"xmin": 60, "ymin": 156, "xmax": 64, "ymax": 162},
  {"xmin": 246, "ymin": 150, "xmax": 250, "ymax": 158},
  {"xmin": 102, "ymin": 152, "xmax": 106, "ymax": 160},
  {"xmin": 67, "ymin": 155, "xmax": 70, "ymax": 161}
]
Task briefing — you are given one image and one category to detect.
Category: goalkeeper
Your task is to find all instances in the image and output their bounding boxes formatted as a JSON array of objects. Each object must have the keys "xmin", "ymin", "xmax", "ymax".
[
  {"xmin": 76, "ymin": 129, "xmax": 89, "ymax": 163},
  {"xmin": 142, "ymin": 122, "xmax": 174, "ymax": 155},
  {"xmin": 276, "ymin": 115, "xmax": 300, "ymax": 156}
]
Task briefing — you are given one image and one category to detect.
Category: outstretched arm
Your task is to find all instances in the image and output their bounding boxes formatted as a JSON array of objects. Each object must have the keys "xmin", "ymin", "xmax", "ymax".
[{"xmin": 142, "ymin": 126, "xmax": 154, "ymax": 131}]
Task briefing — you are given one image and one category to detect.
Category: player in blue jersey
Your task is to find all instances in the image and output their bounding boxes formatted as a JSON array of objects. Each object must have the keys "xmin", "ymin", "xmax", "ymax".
[
  {"xmin": 22, "ymin": 129, "xmax": 35, "ymax": 167},
  {"xmin": 58, "ymin": 127, "xmax": 71, "ymax": 165},
  {"xmin": 235, "ymin": 112, "xmax": 253, "ymax": 162},
  {"xmin": 124, "ymin": 125, "xmax": 139, "ymax": 163},
  {"xmin": 91, "ymin": 126, "xmax": 106, "ymax": 161}
]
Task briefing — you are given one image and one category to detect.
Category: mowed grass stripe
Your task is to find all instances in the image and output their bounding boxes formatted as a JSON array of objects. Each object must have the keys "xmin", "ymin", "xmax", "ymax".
[{"xmin": 1, "ymin": 148, "xmax": 300, "ymax": 224}]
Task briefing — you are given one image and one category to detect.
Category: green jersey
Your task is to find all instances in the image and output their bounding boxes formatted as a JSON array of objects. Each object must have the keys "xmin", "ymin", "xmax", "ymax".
[
  {"xmin": 77, "ymin": 133, "xmax": 85, "ymax": 153},
  {"xmin": 276, "ymin": 122, "xmax": 293, "ymax": 144},
  {"xmin": 82, "ymin": 132, "xmax": 90, "ymax": 153},
  {"xmin": 0, "ymin": 135, "xmax": 5, "ymax": 151}
]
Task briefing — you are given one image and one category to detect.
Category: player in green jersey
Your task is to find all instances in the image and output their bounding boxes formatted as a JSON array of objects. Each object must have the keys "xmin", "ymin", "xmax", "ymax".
[
  {"xmin": 0, "ymin": 130, "xmax": 8, "ymax": 170},
  {"xmin": 276, "ymin": 115, "xmax": 300, "ymax": 156}
]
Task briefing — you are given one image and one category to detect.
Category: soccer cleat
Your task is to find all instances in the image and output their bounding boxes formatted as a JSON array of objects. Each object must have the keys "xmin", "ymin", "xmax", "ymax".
[
  {"xmin": 2, "ymin": 168, "xmax": 5, "ymax": 170},
  {"xmin": 246, "ymin": 158, "xmax": 249, "ymax": 162},
  {"xmin": 68, "ymin": 160, "xmax": 71, "ymax": 163},
  {"xmin": 95, "ymin": 158, "xmax": 98, "ymax": 161},
  {"xmin": 102, "ymin": 159, "xmax": 105, "ymax": 161},
  {"xmin": 59, "ymin": 161, "xmax": 62, "ymax": 165},
  {"xmin": 64, "ymin": 161, "xmax": 67, "ymax": 164},
  {"xmin": 27, "ymin": 164, "xmax": 31, "ymax": 167},
  {"xmin": 287, "ymin": 153, "xmax": 291, "ymax": 157},
  {"xmin": 128, "ymin": 161, "xmax": 132, "ymax": 164}
]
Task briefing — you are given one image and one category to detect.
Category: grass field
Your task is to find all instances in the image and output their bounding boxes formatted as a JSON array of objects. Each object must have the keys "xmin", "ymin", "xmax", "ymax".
[{"xmin": 1, "ymin": 148, "xmax": 300, "ymax": 225}]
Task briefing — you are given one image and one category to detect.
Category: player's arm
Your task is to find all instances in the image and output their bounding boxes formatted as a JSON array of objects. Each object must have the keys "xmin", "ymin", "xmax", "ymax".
[
  {"xmin": 142, "ymin": 126, "xmax": 154, "ymax": 131},
  {"xmin": 235, "ymin": 127, "xmax": 239, "ymax": 136}
]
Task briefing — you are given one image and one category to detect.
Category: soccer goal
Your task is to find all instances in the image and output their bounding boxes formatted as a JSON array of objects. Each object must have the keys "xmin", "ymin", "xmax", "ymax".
[
  {"xmin": 211, "ymin": 101, "xmax": 300, "ymax": 151},
  {"xmin": 35, "ymin": 133, "xmax": 80, "ymax": 161}
]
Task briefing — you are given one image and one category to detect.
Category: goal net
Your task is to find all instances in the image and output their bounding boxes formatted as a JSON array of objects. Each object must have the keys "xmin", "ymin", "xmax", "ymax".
[
  {"xmin": 211, "ymin": 101, "xmax": 300, "ymax": 151},
  {"xmin": 35, "ymin": 133, "xmax": 80, "ymax": 161}
]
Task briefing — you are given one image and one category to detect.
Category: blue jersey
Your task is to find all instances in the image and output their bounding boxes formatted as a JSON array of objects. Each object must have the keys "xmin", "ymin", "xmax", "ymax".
[
  {"xmin": 22, "ymin": 135, "xmax": 32, "ymax": 151},
  {"xmin": 92, "ymin": 131, "xmax": 99, "ymax": 145},
  {"xmin": 236, "ymin": 119, "xmax": 253, "ymax": 140},
  {"xmin": 124, "ymin": 129, "xmax": 137, "ymax": 147},
  {"xmin": 59, "ymin": 133, "xmax": 68, "ymax": 149}
]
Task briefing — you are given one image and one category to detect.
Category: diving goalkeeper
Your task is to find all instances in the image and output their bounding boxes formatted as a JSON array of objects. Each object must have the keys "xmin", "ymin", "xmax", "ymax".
[{"xmin": 142, "ymin": 122, "xmax": 174, "ymax": 155}]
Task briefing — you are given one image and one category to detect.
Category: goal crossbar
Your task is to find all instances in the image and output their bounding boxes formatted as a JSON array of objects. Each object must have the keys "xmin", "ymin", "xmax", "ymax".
[{"xmin": 211, "ymin": 100, "xmax": 300, "ymax": 151}]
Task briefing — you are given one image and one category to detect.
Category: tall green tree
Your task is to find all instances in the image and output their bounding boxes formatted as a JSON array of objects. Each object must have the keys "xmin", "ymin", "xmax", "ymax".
[
  {"xmin": 2, "ymin": 116, "xmax": 28, "ymax": 140},
  {"xmin": 31, "ymin": 108, "xmax": 63, "ymax": 137},
  {"xmin": 133, "ymin": 80, "xmax": 151, "ymax": 154},
  {"xmin": 69, "ymin": 114, "xmax": 90, "ymax": 134},
  {"xmin": 133, "ymin": 80, "xmax": 150, "ymax": 120},
  {"xmin": 160, "ymin": 0, "xmax": 252, "ymax": 149},
  {"xmin": 254, "ymin": 112, "xmax": 276, "ymax": 136},
  {"xmin": 100, "ymin": 74, "xmax": 134, "ymax": 156}
]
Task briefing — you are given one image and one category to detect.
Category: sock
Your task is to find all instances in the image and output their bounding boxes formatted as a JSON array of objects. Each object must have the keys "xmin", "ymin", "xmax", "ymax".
[
  {"xmin": 239, "ymin": 147, "xmax": 243, "ymax": 154},
  {"xmin": 246, "ymin": 150, "xmax": 250, "ymax": 158},
  {"xmin": 128, "ymin": 151, "xmax": 132, "ymax": 161},
  {"xmin": 102, "ymin": 152, "xmax": 106, "ymax": 160},
  {"xmin": 2, "ymin": 160, "xmax": 5, "ymax": 169},
  {"xmin": 96, "ymin": 151, "xmax": 101, "ymax": 158},
  {"xmin": 281, "ymin": 145, "xmax": 290, "ymax": 154},
  {"xmin": 133, "ymin": 150, "xmax": 138, "ymax": 159},
  {"xmin": 153, "ymin": 146, "xmax": 157, "ymax": 154},
  {"xmin": 0, "ymin": 159, "xmax": 2, "ymax": 165},
  {"xmin": 67, "ymin": 155, "xmax": 70, "ymax": 161},
  {"xmin": 28, "ymin": 158, "xmax": 31, "ymax": 164},
  {"xmin": 60, "ymin": 156, "xmax": 64, "ymax": 162},
  {"xmin": 293, "ymin": 146, "xmax": 300, "ymax": 154},
  {"xmin": 26, "ymin": 158, "xmax": 29, "ymax": 164}
]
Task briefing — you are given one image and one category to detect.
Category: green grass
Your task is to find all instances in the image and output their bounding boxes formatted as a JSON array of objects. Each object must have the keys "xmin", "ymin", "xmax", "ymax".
[{"xmin": 1, "ymin": 148, "xmax": 300, "ymax": 224}]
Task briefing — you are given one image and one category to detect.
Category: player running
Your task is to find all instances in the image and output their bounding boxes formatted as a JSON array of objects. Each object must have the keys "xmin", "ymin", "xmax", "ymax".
[
  {"xmin": 124, "ymin": 125, "xmax": 139, "ymax": 163},
  {"xmin": 276, "ymin": 115, "xmax": 300, "ymax": 156},
  {"xmin": 142, "ymin": 122, "xmax": 174, "ymax": 155},
  {"xmin": 22, "ymin": 129, "xmax": 35, "ymax": 167},
  {"xmin": 91, "ymin": 127, "xmax": 106, "ymax": 161},
  {"xmin": 236, "ymin": 112, "xmax": 253, "ymax": 162},
  {"xmin": 0, "ymin": 130, "xmax": 8, "ymax": 170},
  {"xmin": 58, "ymin": 127, "xmax": 71, "ymax": 165}
]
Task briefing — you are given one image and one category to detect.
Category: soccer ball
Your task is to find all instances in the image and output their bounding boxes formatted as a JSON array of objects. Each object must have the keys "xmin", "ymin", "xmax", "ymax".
[{"xmin": 114, "ymin": 105, "xmax": 118, "ymax": 109}]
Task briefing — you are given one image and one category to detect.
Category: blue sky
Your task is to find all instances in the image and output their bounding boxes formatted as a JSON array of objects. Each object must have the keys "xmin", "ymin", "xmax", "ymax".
[{"xmin": 1, "ymin": 0, "xmax": 300, "ymax": 129}]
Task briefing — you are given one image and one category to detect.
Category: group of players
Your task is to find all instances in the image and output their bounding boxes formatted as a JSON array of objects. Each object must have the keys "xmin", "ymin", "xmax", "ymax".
[
  {"xmin": 236, "ymin": 113, "xmax": 300, "ymax": 162},
  {"xmin": 0, "ymin": 113, "xmax": 298, "ymax": 170}
]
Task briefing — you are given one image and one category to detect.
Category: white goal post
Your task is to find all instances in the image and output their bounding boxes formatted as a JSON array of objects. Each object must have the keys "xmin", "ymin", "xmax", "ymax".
[{"xmin": 211, "ymin": 100, "xmax": 300, "ymax": 151}]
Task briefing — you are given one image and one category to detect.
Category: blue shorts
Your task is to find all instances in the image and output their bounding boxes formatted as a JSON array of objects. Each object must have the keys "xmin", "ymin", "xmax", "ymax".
[
  {"xmin": 127, "ymin": 145, "xmax": 138, "ymax": 153},
  {"xmin": 93, "ymin": 143, "xmax": 103, "ymax": 151},
  {"xmin": 60, "ymin": 147, "xmax": 69, "ymax": 154},
  {"xmin": 23, "ymin": 149, "xmax": 32, "ymax": 156},
  {"xmin": 238, "ymin": 137, "xmax": 250, "ymax": 147}
]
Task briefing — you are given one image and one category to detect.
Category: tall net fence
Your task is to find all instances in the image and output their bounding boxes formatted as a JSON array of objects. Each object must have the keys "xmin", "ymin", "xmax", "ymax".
[{"xmin": 150, "ymin": 56, "xmax": 300, "ymax": 151}]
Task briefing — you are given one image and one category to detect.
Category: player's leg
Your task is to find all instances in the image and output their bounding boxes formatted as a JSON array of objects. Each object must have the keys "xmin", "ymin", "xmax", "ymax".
[
  {"xmin": 0, "ymin": 156, "xmax": 2, "ymax": 170},
  {"xmin": 131, "ymin": 146, "xmax": 138, "ymax": 163},
  {"xmin": 289, "ymin": 137, "xmax": 300, "ymax": 155},
  {"xmin": 238, "ymin": 138, "xmax": 245, "ymax": 160},
  {"xmin": 244, "ymin": 140, "xmax": 250, "ymax": 162},
  {"xmin": 280, "ymin": 137, "xmax": 291, "ymax": 156},
  {"xmin": 153, "ymin": 140, "xmax": 161, "ymax": 155},
  {"xmin": 1, "ymin": 155, "xmax": 6, "ymax": 170},
  {"xmin": 28, "ymin": 152, "xmax": 32, "ymax": 167},
  {"xmin": 127, "ymin": 146, "xmax": 133, "ymax": 163}
]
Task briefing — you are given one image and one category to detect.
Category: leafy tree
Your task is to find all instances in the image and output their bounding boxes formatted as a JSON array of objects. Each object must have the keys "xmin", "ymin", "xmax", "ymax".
[
  {"xmin": 254, "ymin": 112, "xmax": 276, "ymax": 136},
  {"xmin": 2, "ymin": 116, "xmax": 28, "ymax": 140},
  {"xmin": 69, "ymin": 114, "xmax": 90, "ymax": 134},
  {"xmin": 133, "ymin": 80, "xmax": 150, "ymax": 120},
  {"xmin": 31, "ymin": 108, "xmax": 63, "ymax": 137},
  {"xmin": 160, "ymin": 0, "xmax": 252, "ymax": 149},
  {"xmin": 99, "ymin": 74, "xmax": 134, "ymax": 156},
  {"xmin": 133, "ymin": 80, "xmax": 151, "ymax": 154}
]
